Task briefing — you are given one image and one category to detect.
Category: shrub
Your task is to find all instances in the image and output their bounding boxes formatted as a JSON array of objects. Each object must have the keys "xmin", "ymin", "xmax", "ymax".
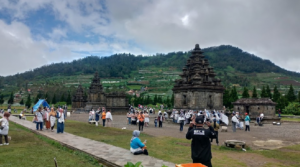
[{"xmin": 283, "ymin": 102, "xmax": 300, "ymax": 115}]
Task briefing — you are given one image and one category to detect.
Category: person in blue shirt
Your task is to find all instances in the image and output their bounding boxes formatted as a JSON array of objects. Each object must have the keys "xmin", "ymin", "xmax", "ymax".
[{"xmin": 130, "ymin": 130, "xmax": 148, "ymax": 155}]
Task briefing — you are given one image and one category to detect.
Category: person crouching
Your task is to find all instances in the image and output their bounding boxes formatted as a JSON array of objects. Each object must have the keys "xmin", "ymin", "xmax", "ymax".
[{"xmin": 130, "ymin": 130, "xmax": 148, "ymax": 155}]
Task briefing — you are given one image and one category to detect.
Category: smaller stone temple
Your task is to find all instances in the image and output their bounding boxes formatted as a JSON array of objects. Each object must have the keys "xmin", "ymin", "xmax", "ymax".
[
  {"xmin": 172, "ymin": 44, "xmax": 224, "ymax": 110},
  {"xmin": 232, "ymin": 98, "xmax": 280, "ymax": 123},
  {"xmin": 72, "ymin": 85, "xmax": 87, "ymax": 109},
  {"xmin": 72, "ymin": 72, "xmax": 128, "ymax": 112}
]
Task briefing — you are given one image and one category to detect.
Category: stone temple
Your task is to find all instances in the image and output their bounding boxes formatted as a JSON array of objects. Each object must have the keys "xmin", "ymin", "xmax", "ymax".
[
  {"xmin": 172, "ymin": 44, "xmax": 224, "ymax": 110},
  {"xmin": 72, "ymin": 72, "xmax": 128, "ymax": 112}
]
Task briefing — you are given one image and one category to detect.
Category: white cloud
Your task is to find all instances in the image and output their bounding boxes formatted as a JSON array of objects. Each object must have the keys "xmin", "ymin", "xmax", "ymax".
[{"xmin": 0, "ymin": 0, "xmax": 300, "ymax": 76}]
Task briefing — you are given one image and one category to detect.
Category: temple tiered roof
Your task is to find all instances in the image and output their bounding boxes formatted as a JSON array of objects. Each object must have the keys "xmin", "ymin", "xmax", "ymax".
[{"xmin": 173, "ymin": 44, "xmax": 224, "ymax": 91}]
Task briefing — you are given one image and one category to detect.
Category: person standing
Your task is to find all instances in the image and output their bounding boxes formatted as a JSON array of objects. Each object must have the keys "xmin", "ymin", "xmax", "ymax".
[
  {"xmin": 144, "ymin": 111, "xmax": 149, "ymax": 127},
  {"xmin": 95, "ymin": 109, "xmax": 100, "ymax": 126},
  {"xmin": 35, "ymin": 107, "xmax": 44, "ymax": 131},
  {"xmin": 231, "ymin": 113, "xmax": 239, "ymax": 132},
  {"xmin": 56, "ymin": 109, "xmax": 65, "ymax": 133},
  {"xmin": 0, "ymin": 112, "xmax": 10, "ymax": 146},
  {"xmin": 101, "ymin": 110, "xmax": 106, "ymax": 127},
  {"xmin": 49, "ymin": 108, "xmax": 57, "ymax": 132},
  {"xmin": 278, "ymin": 109, "xmax": 281, "ymax": 118},
  {"xmin": 127, "ymin": 111, "xmax": 131, "ymax": 125},
  {"xmin": 45, "ymin": 109, "xmax": 51, "ymax": 130},
  {"xmin": 138, "ymin": 112, "xmax": 145, "ymax": 131},
  {"xmin": 106, "ymin": 110, "xmax": 113, "ymax": 127},
  {"xmin": 158, "ymin": 112, "xmax": 164, "ymax": 128},
  {"xmin": 211, "ymin": 116, "xmax": 220, "ymax": 146},
  {"xmin": 245, "ymin": 113, "xmax": 250, "ymax": 131},
  {"xmin": 186, "ymin": 115, "xmax": 214, "ymax": 167},
  {"xmin": 179, "ymin": 111, "xmax": 185, "ymax": 132},
  {"xmin": 131, "ymin": 112, "xmax": 136, "ymax": 125}
]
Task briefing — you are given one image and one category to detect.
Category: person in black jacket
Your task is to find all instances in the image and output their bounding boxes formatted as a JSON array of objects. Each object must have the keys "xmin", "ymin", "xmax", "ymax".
[{"xmin": 186, "ymin": 115, "xmax": 214, "ymax": 167}]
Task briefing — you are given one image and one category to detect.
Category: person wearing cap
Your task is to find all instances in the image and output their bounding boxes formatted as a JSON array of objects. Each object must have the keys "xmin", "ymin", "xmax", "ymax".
[
  {"xmin": 186, "ymin": 115, "xmax": 215, "ymax": 167},
  {"xmin": 244, "ymin": 113, "xmax": 251, "ymax": 131}
]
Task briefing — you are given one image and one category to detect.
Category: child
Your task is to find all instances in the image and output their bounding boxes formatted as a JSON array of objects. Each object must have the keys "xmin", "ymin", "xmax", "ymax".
[{"xmin": 154, "ymin": 118, "xmax": 158, "ymax": 127}]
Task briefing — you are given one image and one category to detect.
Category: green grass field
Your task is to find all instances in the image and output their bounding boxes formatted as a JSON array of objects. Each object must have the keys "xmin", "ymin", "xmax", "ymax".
[
  {"xmin": 0, "ymin": 122, "xmax": 103, "ymax": 167},
  {"xmin": 63, "ymin": 120, "xmax": 300, "ymax": 167}
]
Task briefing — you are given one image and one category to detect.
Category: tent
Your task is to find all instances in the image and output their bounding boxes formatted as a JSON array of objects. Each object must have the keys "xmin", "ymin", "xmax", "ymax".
[{"xmin": 33, "ymin": 99, "xmax": 50, "ymax": 112}]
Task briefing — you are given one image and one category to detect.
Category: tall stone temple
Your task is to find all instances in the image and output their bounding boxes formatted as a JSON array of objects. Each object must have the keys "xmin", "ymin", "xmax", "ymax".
[
  {"xmin": 72, "ymin": 72, "xmax": 128, "ymax": 112},
  {"xmin": 172, "ymin": 44, "xmax": 224, "ymax": 110}
]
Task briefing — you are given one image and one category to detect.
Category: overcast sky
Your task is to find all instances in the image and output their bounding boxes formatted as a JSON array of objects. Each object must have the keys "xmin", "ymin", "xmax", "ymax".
[{"xmin": 0, "ymin": 0, "xmax": 299, "ymax": 76}]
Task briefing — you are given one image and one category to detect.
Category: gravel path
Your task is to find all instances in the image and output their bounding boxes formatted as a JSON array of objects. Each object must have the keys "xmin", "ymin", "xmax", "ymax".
[{"xmin": 69, "ymin": 113, "xmax": 300, "ymax": 149}]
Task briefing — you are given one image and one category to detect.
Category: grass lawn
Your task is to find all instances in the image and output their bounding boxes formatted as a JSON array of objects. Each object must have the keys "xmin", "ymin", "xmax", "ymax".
[
  {"xmin": 0, "ymin": 122, "xmax": 103, "ymax": 167},
  {"xmin": 281, "ymin": 117, "xmax": 300, "ymax": 122},
  {"xmin": 64, "ymin": 120, "xmax": 300, "ymax": 167}
]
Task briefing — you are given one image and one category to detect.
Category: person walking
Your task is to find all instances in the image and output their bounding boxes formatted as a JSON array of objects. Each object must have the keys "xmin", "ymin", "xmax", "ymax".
[
  {"xmin": 105, "ymin": 110, "xmax": 113, "ymax": 127},
  {"xmin": 0, "ymin": 112, "xmax": 10, "ymax": 146},
  {"xmin": 35, "ymin": 107, "xmax": 44, "ymax": 131},
  {"xmin": 56, "ymin": 108, "xmax": 65, "ymax": 134},
  {"xmin": 245, "ymin": 113, "xmax": 250, "ymax": 131},
  {"xmin": 49, "ymin": 108, "xmax": 57, "ymax": 132},
  {"xmin": 158, "ymin": 112, "xmax": 164, "ymax": 128},
  {"xmin": 231, "ymin": 113, "xmax": 239, "ymax": 132},
  {"xmin": 211, "ymin": 115, "xmax": 220, "ymax": 146},
  {"xmin": 101, "ymin": 110, "xmax": 106, "ymax": 127},
  {"xmin": 138, "ymin": 112, "xmax": 145, "ymax": 131},
  {"xmin": 186, "ymin": 115, "xmax": 214, "ymax": 167}
]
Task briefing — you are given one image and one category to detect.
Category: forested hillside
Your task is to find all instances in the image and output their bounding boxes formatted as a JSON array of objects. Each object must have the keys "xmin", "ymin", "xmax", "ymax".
[{"xmin": 1, "ymin": 45, "xmax": 299, "ymax": 87}]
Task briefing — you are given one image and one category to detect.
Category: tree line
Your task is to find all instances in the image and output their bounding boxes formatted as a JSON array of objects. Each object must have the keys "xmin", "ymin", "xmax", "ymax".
[{"xmin": 223, "ymin": 84, "xmax": 300, "ymax": 115}]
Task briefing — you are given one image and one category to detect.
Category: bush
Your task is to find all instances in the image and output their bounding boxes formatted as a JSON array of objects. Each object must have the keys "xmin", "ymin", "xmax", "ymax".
[
  {"xmin": 54, "ymin": 102, "xmax": 67, "ymax": 108},
  {"xmin": 283, "ymin": 102, "xmax": 300, "ymax": 115}
]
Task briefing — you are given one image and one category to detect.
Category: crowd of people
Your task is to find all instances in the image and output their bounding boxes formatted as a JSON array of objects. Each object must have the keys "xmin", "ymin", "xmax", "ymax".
[
  {"xmin": 88, "ymin": 107, "xmax": 113, "ymax": 127},
  {"xmin": 33, "ymin": 106, "xmax": 66, "ymax": 133}
]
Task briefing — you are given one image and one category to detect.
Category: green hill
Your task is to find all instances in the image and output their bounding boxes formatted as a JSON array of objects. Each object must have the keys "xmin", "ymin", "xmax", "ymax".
[{"xmin": 0, "ymin": 45, "xmax": 300, "ymax": 103}]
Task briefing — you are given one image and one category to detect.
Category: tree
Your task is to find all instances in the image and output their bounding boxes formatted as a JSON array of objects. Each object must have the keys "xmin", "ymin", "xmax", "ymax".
[
  {"xmin": 25, "ymin": 95, "xmax": 32, "ymax": 108},
  {"xmin": 44, "ymin": 92, "xmax": 49, "ymax": 100},
  {"xmin": 266, "ymin": 85, "xmax": 272, "ymax": 99},
  {"xmin": 8, "ymin": 92, "xmax": 14, "ymax": 104},
  {"xmin": 242, "ymin": 87, "xmax": 250, "ymax": 98},
  {"xmin": 252, "ymin": 86, "xmax": 258, "ymax": 98},
  {"xmin": 229, "ymin": 87, "xmax": 238, "ymax": 108},
  {"xmin": 260, "ymin": 86, "xmax": 268, "ymax": 98},
  {"xmin": 171, "ymin": 93, "xmax": 174, "ymax": 107},
  {"xmin": 286, "ymin": 85, "xmax": 296, "ymax": 102},
  {"xmin": 52, "ymin": 94, "xmax": 57, "ymax": 104},
  {"xmin": 0, "ymin": 94, "xmax": 4, "ymax": 104},
  {"xmin": 60, "ymin": 93, "xmax": 65, "ymax": 102},
  {"xmin": 298, "ymin": 91, "xmax": 300, "ymax": 103},
  {"xmin": 273, "ymin": 86, "xmax": 281, "ymax": 102},
  {"xmin": 223, "ymin": 89, "xmax": 231, "ymax": 108},
  {"xmin": 276, "ymin": 96, "xmax": 289, "ymax": 112},
  {"xmin": 19, "ymin": 98, "xmax": 24, "ymax": 105},
  {"xmin": 153, "ymin": 94, "xmax": 158, "ymax": 105},
  {"xmin": 67, "ymin": 92, "xmax": 72, "ymax": 105}
]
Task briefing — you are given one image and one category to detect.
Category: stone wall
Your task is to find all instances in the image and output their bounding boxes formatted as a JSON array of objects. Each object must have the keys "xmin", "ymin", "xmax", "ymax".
[
  {"xmin": 234, "ymin": 104, "xmax": 276, "ymax": 119},
  {"xmin": 174, "ymin": 91, "xmax": 223, "ymax": 110}
]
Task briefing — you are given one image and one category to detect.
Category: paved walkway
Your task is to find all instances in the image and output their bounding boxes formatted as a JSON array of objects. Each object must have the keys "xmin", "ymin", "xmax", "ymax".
[{"xmin": 2, "ymin": 114, "xmax": 175, "ymax": 167}]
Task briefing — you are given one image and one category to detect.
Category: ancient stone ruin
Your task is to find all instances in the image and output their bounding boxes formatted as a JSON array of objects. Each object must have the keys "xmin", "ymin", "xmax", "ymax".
[
  {"xmin": 172, "ymin": 44, "xmax": 224, "ymax": 110},
  {"xmin": 232, "ymin": 98, "xmax": 280, "ymax": 123},
  {"xmin": 72, "ymin": 72, "xmax": 128, "ymax": 112}
]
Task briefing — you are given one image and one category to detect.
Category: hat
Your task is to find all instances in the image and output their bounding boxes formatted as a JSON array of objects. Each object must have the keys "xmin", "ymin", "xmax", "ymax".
[
  {"xmin": 245, "ymin": 113, "xmax": 248, "ymax": 115},
  {"xmin": 195, "ymin": 115, "xmax": 205, "ymax": 124}
]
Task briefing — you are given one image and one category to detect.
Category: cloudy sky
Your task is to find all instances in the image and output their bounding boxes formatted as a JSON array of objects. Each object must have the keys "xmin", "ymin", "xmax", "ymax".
[{"xmin": 0, "ymin": 0, "xmax": 299, "ymax": 76}]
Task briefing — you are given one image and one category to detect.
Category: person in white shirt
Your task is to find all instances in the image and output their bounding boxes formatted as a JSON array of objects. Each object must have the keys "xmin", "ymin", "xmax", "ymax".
[
  {"xmin": 231, "ymin": 113, "xmax": 239, "ymax": 132},
  {"xmin": 0, "ymin": 112, "xmax": 10, "ymax": 146},
  {"xmin": 106, "ymin": 110, "xmax": 113, "ymax": 127},
  {"xmin": 57, "ymin": 108, "xmax": 65, "ymax": 133},
  {"xmin": 260, "ymin": 112, "xmax": 264, "ymax": 123},
  {"xmin": 35, "ymin": 107, "xmax": 44, "ymax": 131}
]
